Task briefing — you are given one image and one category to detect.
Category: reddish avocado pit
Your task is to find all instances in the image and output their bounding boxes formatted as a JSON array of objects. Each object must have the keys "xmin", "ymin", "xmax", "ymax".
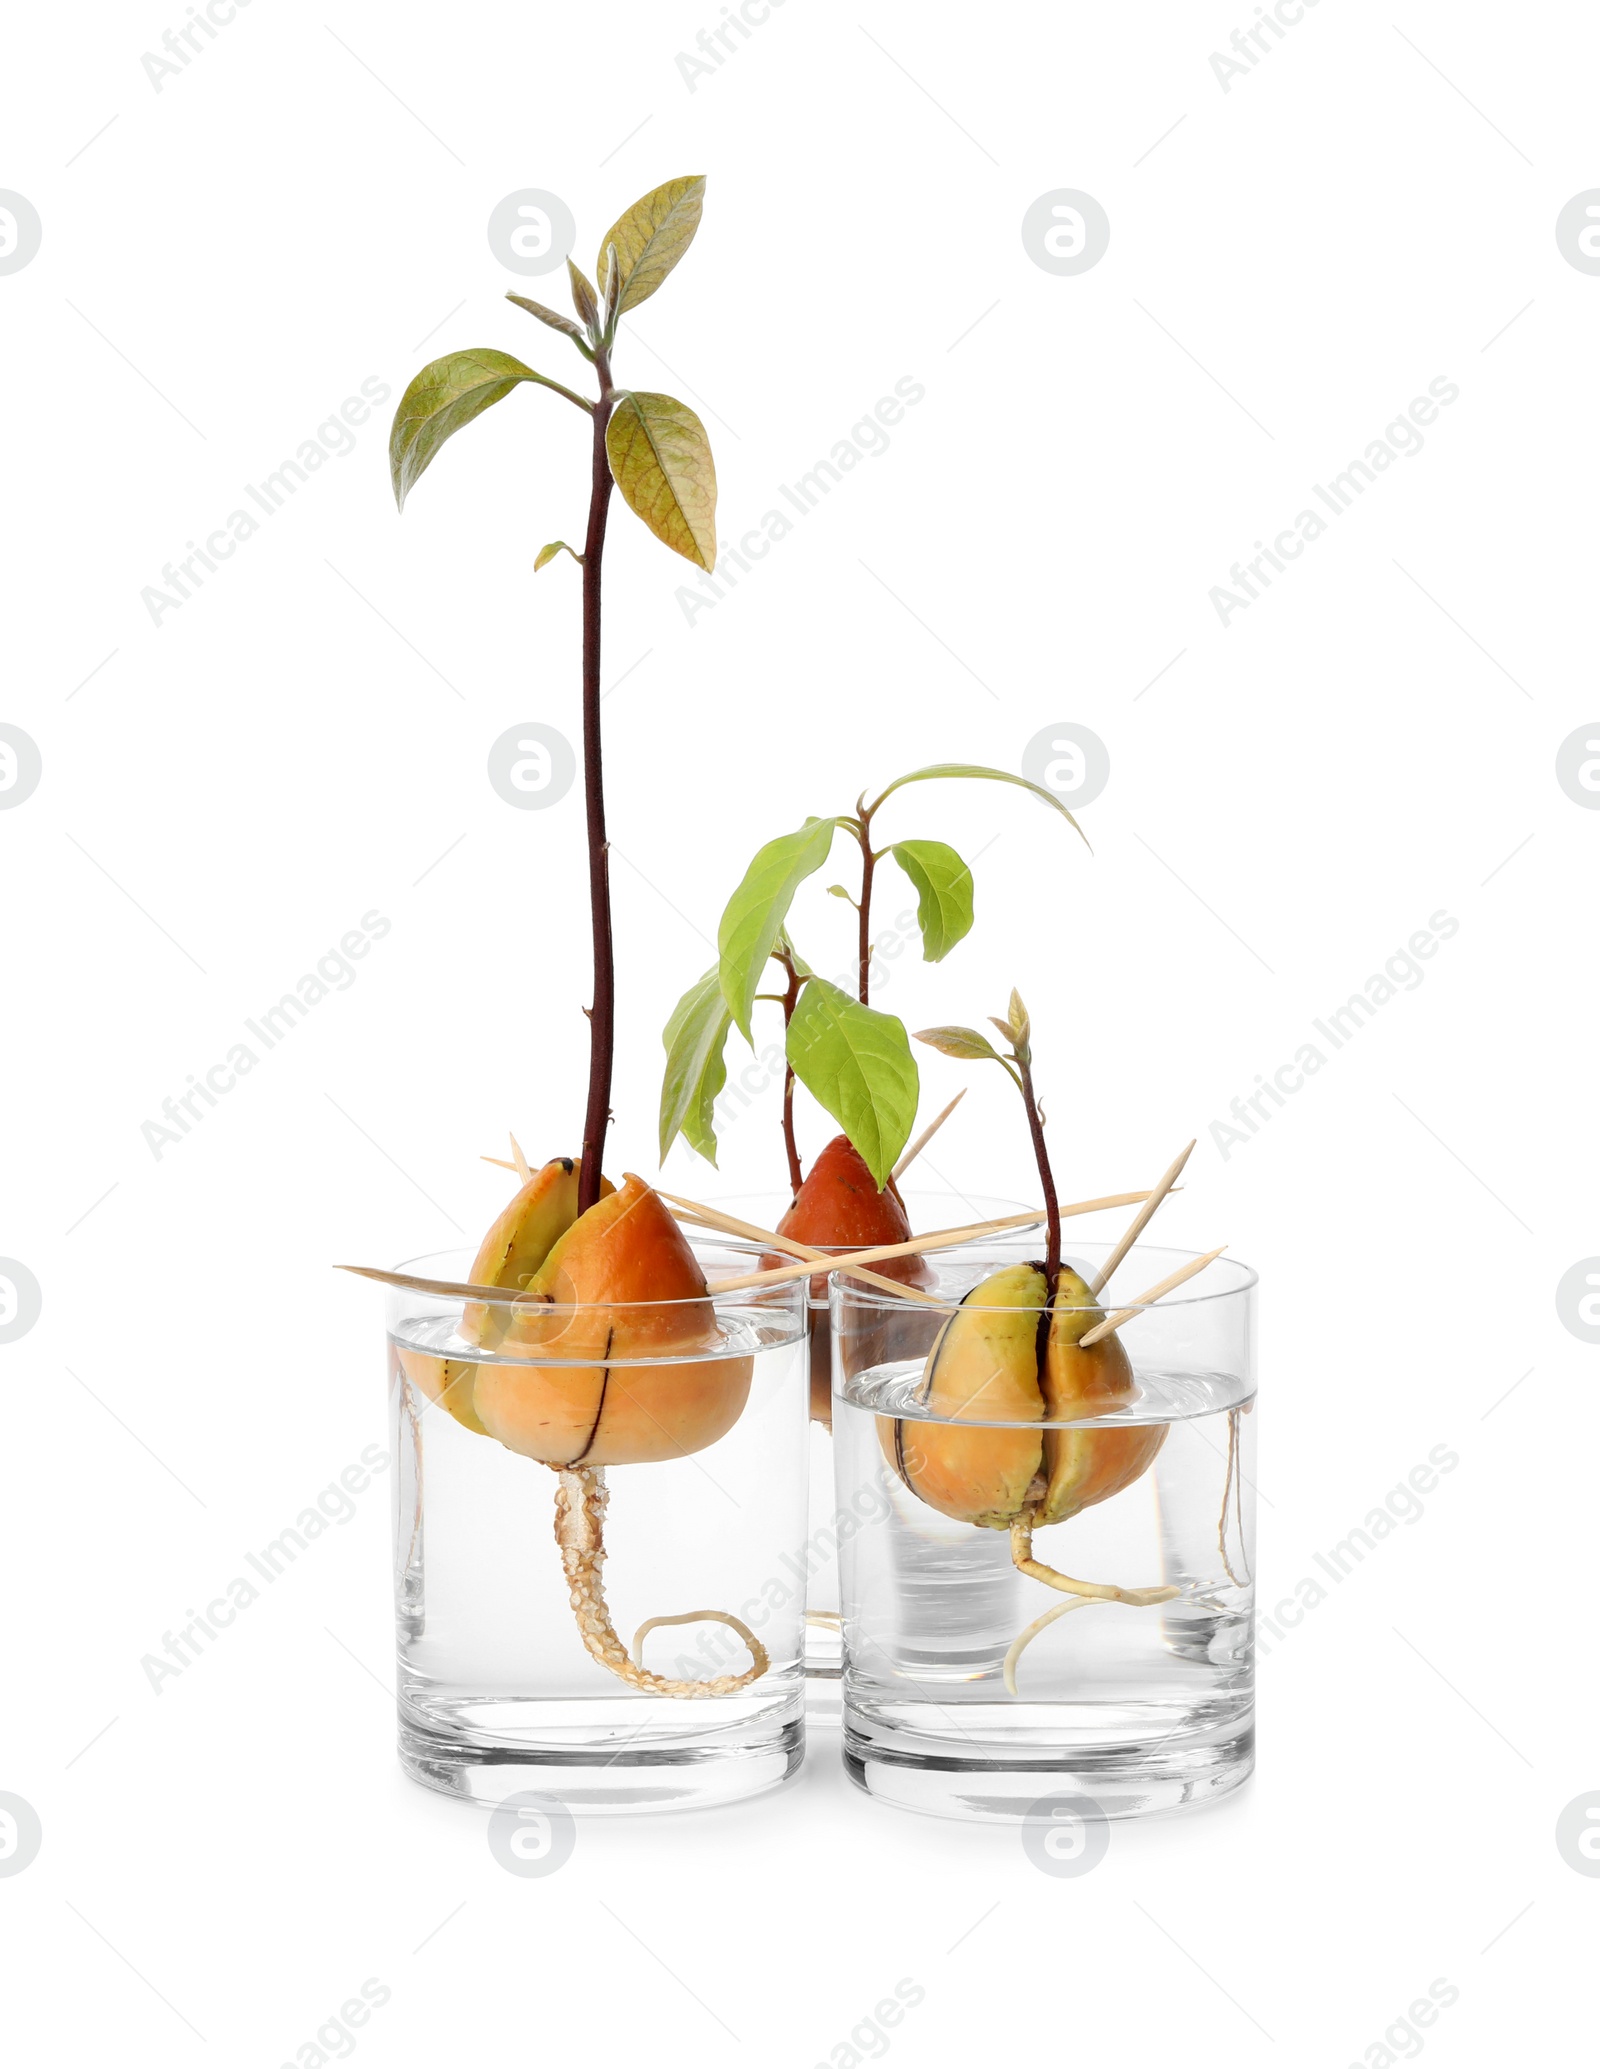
[{"xmin": 763, "ymin": 1134, "xmax": 932, "ymax": 1423}]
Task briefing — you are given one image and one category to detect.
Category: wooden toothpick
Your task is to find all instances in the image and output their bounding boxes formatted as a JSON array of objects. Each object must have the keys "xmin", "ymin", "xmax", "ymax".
[
  {"xmin": 890, "ymin": 1090, "xmax": 966, "ymax": 1183},
  {"xmin": 1086, "ymin": 1139, "xmax": 1195, "ymax": 1296},
  {"xmin": 708, "ymin": 1211, "xmax": 1046, "ymax": 1293},
  {"xmin": 703, "ymin": 1182, "xmax": 1175, "ymax": 1294},
  {"xmin": 659, "ymin": 1192, "xmax": 946, "ymax": 1306},
  {"xmin": 337, "ymin": 1262, "xmax": 531, "ymax": 1301},
  {"xmin": 657, "ymin": 1192, "xmax": 803, "ymax": 1252},
  {"xmin": 1077, "ymin": 1246, "xmax": 1229, "ymax": 1347}
]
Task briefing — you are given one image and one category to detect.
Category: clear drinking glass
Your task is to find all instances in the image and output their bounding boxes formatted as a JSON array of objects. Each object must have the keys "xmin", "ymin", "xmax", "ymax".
[
  {"xmin": 831, "ymin": 1240, "xmax": 1257, "ymax": 1821},
  {"xmin": 385, "ymin": 1245, "xmax": 808, "ymax": 1813},
  {"xmin": 692, "ymin": 1191, "xmax": 1037, "ymax": 1691}
]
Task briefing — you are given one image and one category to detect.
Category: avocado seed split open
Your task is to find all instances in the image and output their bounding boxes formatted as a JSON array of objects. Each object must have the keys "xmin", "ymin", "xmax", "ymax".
[
  {"xmin": 403, "ymin": 1155, "xmax": 770, "ymax": 1699},
  {"xmin": 901, "ymin": 1002, "xmax": 1231, "ymax": 1692},
  {"xmin": 881, "ymin": 1258, "xmax": 1179, "ymax": 1684}
]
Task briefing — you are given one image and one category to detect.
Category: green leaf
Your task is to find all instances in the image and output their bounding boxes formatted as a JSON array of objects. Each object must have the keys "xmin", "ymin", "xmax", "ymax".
[
  {"xmin": 869, "ymin": 764, "xmax": 1088, "ymax": 848},
  {"xmin": 505, "ymin": 292, "xmax": 592, "ymax": 356},
  {"xmin": 888, "ymin": 839, "xmax": 975, "ymax": 962},
  {"xmin": 776, "ymin": 929, "xmax": 814, "ymax": 980},
  {"xmin": 598, "ymin": 174, "xmax": 705, "ymax": 316},
  {"xmin": 915, "ymin": 1025, "xmax": 1002, "ymax": 1063},
  {"xmin": 786, "ymin": 979, "xmax": 919, "ymax": 1190},
  {"xmin": 567, "ymin": 260, "xmax": 600, "ymax": 331},
  {"xmin": 606, "ymin": 391, "xmax": 717, "ymax": 569},
  {"xmin": 659, "ymin": 966, "xmax": 733, "ymax": 1165},
  {"xmin": 389, "ymin": 350, "xmax": 590, "ymax": 511},
  {"xmin": 534, "ymin": 541, "xmax": 582, "ymax": 572},
  {"xmin": 717, "ymin": 819, "xmax": 837, "ymax": 1042}
]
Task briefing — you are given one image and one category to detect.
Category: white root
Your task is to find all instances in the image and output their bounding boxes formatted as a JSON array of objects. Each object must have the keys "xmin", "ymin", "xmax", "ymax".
[
  {"xmin": 1002, "ymin": 1507, "xmax": 1179, "ymax": 1696},
  {"xmin": 1002, "ymin": 1595, "xmax": 1101, "ymax": 1694},
  {"xmin": 1009, "ymin": 1510, "xmax": 1180, "ymax": 1608},
  {"xmin": 400, "ymin": 1370, "xmax": 425, "ymax": 1581},
  {"xmin": 1217, "ymin": 1406, "xmax": 1253, "ymax": 1588},
  {"xmin": 552, "ymin": 1466, "xmax": 768, "ymax": 1698}
]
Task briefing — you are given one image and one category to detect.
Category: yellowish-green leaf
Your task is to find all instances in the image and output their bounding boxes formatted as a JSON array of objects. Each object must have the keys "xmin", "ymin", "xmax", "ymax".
[
  {"xmin": 389, "ymin": 349, "xmax": 590, "ymax": 511},
  {"xmin": 606, "ymin": 391, "xmax": 717, "ymax": 568},
  {"xmin": 987, "ymin": 990, "xmax": 1031, "ymax": 1062},
  {"xmin": 598, "ymin": 175, "xmax": 705, "ymax": 315},
  {"xmin": 534, "ymin": 541, "xmax": 582, "ymax": 572},
  {"xmin": 567, "ymin": 259, "xmax": 600, "ymax": 331},
  {"xmin": 505, "ymin": 292, "xmax": 590, "ymax": 354},
  {"xmin": 915, "ymin": 1025, "xmax": 1002, "ymax": 1064}
]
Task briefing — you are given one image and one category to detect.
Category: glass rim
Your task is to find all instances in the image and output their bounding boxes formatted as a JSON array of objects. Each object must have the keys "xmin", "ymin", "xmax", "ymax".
[
  {"xmin": 389, "ymin": 1247, "xmax": 809, "ymax": 1320},
  {"xmin": 828, "ymin": 1242, "xmax": 1258, "ymax": 1316}
]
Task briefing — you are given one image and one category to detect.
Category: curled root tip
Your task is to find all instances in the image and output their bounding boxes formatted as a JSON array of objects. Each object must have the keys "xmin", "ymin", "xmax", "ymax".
[
  {"xmin": 631, "ymin": 1608, "xmax": 767, "ymax": 1679},
  {"xmin": 552, "ymin": 1467, "xmax": 768, "ymax": 1699}
]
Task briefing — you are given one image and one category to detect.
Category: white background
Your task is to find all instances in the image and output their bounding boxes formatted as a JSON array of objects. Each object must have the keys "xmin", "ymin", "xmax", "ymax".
[{"xmin": 3, "ymin": 1, "xmax": 1595, "ymax": 2062}]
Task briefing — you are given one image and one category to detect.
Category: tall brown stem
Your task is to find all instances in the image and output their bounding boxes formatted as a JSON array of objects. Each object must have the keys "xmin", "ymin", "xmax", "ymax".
[
  {"xmin": 1015, "ymin": 1055, "xmax": 1060, "ymax": 1291},
  {"xmin": 775, "ymin": 949, "xmax": 804, "ymax": 1199},
  {"xmin": 577, "ymin": 349, "xmax": 616, "ymax": 1214},
  {"xmin": 855, "ymin": 815, "xmax": 876, "ymax": 1005}
]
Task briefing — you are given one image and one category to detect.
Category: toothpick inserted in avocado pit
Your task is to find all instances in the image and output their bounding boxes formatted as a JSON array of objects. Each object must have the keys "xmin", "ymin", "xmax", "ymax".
[
  {"xmin": 1085, "ymin": 1140, "xmax": 1195, "ymax": 1297},
  {"xmin": 1077, "ymin": 1245, "xmax": 1229, "ymax": 1347},
  {"xmin": 704, "ymin": 1188, "xmax": 1181, "ymax": 1295},
  {"xmin": 659, "ymin": 1191, "xmax": 947, "ymax": 1307}
]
